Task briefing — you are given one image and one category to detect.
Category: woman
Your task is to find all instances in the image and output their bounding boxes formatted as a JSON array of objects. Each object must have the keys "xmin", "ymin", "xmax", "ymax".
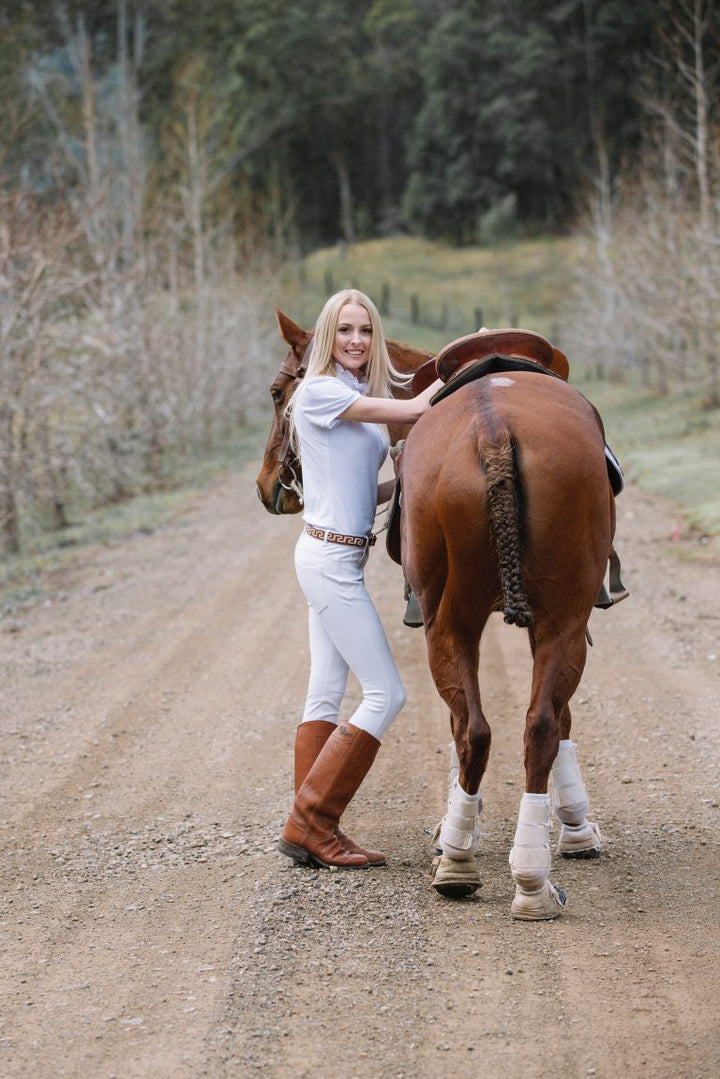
[{"xmin": 277, "ymin": 289, "xmax": 442, "ymax": 870}]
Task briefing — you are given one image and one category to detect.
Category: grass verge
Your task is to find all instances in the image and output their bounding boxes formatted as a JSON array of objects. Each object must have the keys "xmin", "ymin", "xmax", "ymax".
[{"xmin": 0, "ymin": 424, "xmax": 267, "ymax": 616}]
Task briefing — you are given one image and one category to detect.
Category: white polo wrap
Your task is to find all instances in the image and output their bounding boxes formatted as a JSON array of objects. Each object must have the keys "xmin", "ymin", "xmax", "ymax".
[
  {"xmin": 551, "ymin": 739, "xmax": 589, "ymax": 826},
  {"xmin": 439, "ymin": 778, "xmax": 481, "ymax": 860},
  {"xmin": 509, "ymin": 793, "xmax": 552, "ymax": 891}
]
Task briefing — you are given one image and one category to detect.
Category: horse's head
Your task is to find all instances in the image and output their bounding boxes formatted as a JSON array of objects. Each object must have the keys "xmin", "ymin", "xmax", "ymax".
[
  {"xmin": 255, "ymin": 308, "xmax": 312, "ymax": 515},
  {"xmin": 255, "ymin": 307, "xmax": 435, "ymax": 515}
]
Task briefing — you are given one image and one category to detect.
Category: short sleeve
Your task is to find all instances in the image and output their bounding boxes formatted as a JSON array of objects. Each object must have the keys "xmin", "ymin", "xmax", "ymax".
[{"xmin": 298, "ymin": 377, "xmax": 360, "ymax": 429}]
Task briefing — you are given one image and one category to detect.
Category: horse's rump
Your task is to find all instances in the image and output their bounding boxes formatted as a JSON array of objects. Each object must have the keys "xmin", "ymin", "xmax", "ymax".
[{"xmin": 401, "ymin": 373, "xmax": 612, "ymax": 629}]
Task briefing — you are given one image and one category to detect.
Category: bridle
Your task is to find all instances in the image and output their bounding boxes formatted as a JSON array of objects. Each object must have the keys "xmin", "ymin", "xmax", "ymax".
[{"xmin": 276, "ymin": 346, "xmax": 308, "ymax": 505}]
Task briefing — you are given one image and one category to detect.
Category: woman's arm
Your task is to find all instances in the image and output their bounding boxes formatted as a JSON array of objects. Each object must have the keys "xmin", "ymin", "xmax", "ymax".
[{"xmin": 339, "ymin": 378, "xmax": 444, "ymax": 425}]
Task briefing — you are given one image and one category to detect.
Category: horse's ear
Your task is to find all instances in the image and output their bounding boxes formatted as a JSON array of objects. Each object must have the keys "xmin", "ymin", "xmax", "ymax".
[
  {"xmin": 551, "ymin": 348, "xmax": 570, "ymax": 381},
  {"xmin": 275, "ymin": 307, "xmax": 312, "ymax": 352}
]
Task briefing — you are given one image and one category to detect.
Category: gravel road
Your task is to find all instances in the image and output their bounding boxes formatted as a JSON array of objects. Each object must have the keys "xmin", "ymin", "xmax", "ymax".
[{"xmin": 1, "ymin": 459, "xmax": 718, "ymax": 1078}]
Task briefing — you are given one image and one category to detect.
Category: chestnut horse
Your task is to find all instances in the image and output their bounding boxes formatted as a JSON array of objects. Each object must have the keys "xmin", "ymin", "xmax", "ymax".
[{"xmin": 402, "ymin": 359, "xmax": 616, "ymax": 918}]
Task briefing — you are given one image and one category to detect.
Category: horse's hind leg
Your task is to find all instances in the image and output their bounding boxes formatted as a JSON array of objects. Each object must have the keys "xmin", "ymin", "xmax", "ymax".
[
  {"xmin": 509, "ymin": 792, "xmax": 567, "ymax": 920},
  {"xmin": 509, "ymin": 633, "xmax": 588, "ymax": 921},
  {"xmin": 551, "ymin": 704, "xmax": 602, "ymax": 858},
  {"xmin": 426, "ymin": 603, "xmax": 489, "ymax": 899}
]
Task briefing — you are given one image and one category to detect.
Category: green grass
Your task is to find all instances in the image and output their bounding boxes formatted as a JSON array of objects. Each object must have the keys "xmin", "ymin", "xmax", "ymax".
[
  {"xmin": 284, "ymin": 234, "xmax": 580, "ymax": 348},
  {"xmin": 572, "ymin": 376, "xmax": 720, "ymax": 534}
]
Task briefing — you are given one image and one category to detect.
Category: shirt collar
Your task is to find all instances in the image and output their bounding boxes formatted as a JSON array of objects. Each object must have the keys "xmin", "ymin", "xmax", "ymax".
[{"xmin": 334, "ymin": 363, "xmax": 367, "ymax": 394}]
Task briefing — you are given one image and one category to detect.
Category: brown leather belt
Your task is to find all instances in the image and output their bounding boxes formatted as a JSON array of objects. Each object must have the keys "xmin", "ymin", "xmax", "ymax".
[{"xmin": 305, "ymin": 524, "xmax": 376, "ymax": 548}]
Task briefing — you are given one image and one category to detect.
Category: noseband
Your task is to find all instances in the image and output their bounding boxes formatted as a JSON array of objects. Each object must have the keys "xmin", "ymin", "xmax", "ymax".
[{"xmin": 276, "ymin": 350, "xmax": 307, "ymax": 504}]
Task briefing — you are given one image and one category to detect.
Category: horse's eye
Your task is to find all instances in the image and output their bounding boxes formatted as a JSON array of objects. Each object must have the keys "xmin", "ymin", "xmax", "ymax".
[{"xmin": 270, "ymin": 386, "xmax": 283, "ymax": 404}]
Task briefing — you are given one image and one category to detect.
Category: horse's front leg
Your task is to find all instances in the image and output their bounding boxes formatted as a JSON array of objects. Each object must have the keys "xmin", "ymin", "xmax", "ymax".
[{"xmin": 551, "ymin": 703, "xmax": 603, "ymax": 858}]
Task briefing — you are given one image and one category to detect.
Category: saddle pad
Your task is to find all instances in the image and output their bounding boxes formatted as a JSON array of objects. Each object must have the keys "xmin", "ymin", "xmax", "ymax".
[{"xmin": 430, "ymin": 354, "xmax": 562, "ymax": 406}]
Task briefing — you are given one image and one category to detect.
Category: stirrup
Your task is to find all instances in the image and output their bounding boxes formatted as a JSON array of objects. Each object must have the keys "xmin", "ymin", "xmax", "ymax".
[
  {"xmin": 595, "ymin": 547, "xmax": 629, "ymax": 608},
  {"xmin": 403, "ymin": 588, "xmax": 423, "ymax": 627}
]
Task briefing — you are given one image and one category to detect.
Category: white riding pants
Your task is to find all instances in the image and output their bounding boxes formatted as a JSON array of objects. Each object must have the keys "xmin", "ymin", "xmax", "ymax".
[{"xmin": 294, "ymin": 531, "xmax": 406, "ymax": 740}]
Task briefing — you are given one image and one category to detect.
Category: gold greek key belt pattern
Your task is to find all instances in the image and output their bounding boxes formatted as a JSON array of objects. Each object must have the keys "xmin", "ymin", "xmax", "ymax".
[{"xmin": 305, "ymin": 524, "xmax": 376, "ymax": 548}]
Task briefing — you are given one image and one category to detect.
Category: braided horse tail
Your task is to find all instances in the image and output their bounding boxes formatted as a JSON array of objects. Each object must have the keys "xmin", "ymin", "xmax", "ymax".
[{"xmin": 480, "ymin": 425, "xmax": 534, "ymax": 629}]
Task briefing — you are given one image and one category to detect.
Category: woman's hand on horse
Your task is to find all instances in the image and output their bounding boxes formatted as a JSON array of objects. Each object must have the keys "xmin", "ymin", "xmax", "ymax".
[{"xmin": 340, "ymin": 380, "xmax": 443, "ymax": 425}]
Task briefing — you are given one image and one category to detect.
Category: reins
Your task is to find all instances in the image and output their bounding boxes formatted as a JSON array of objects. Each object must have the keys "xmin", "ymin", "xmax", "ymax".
[{"xmin": 277, "ymin": 351, "xmax": 307, "ymax": 505}]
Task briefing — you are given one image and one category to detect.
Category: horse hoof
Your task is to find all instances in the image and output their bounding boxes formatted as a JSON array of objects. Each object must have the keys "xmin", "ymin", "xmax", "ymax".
[
  {"xmin": 511, "ymin": 881, "xmax": 567, "ymax": 921},
  {"xmin": 558, "ymin": 820, "xmax": 603, "ymax": 858},
  {"xmin": 431, "ymin": 854, "xmax": 481, "ymax": 899},
  {"xmin": 561, "ymin": 846, "xmax": 601, "ymax": 860}
]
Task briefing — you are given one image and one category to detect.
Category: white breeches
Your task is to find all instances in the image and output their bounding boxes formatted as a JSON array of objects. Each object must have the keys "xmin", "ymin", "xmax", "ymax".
[{"xmin": 294, "ymin": 531, "xmax": 406, "ymax": 740}]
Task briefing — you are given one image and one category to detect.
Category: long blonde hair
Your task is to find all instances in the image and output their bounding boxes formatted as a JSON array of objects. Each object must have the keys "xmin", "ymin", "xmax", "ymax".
[{"xmin": 286, "ymin": 289, "xmax": 407, "ymax": 447}]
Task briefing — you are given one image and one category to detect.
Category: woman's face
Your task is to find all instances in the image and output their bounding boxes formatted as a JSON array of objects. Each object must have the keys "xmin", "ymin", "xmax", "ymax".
[{"xmin": 333, "ymin": 302, "xmax": 372, "ymax": 376}]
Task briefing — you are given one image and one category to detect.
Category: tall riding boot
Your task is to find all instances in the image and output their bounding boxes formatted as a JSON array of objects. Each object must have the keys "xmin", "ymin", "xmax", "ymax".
[
  {"xmin": 278, "ymin": 723, "xmax": 382, "ymax": 869},
  {"xmin": 293, "ymin": 721, "xmax": 386, "ymax": 867}
]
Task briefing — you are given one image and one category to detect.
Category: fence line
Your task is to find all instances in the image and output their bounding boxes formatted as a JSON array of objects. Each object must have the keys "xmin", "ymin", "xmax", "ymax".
[{"xmin": 319, "ymin": 269, "xmax": 489, "ymax": 338}]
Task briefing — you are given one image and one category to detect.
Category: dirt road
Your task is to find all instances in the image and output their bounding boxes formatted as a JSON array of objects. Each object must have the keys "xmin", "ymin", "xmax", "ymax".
[{"xmin": 1, "ymin": 459, "xmax": 718, "ymax": 1079}]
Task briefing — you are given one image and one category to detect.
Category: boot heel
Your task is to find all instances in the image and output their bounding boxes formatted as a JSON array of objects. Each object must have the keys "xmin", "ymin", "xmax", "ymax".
[{"xmin": 277, "ymin": 838, "xmax": 310, "ymax": 864}]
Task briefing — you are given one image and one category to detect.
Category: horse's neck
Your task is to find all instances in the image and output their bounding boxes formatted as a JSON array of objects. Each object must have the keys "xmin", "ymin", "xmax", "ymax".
[{"xmin": 388, "ymin": 339, "xmax": 434, "ymax": 376}]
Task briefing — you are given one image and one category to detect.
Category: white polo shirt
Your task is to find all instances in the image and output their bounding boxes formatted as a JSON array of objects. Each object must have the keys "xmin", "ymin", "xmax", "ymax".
[{"xmin": 294, "ymin": 365, "xmax": 389, "ymax": 536}]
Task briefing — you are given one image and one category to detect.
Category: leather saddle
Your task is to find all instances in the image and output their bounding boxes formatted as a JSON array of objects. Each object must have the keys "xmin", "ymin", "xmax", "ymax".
[{"xmin": 412, "ymin": 328, "xmax": 570, "ymax": 395}]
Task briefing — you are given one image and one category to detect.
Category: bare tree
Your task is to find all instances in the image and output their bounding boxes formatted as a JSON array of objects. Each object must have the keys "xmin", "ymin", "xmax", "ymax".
[
  {"xmin": 1, "ymin": 5, "xmax": 280, "ymax": 554},
  {"xmin": 565, "ymin": 0, "xmax": 720, "ymax": 406}
]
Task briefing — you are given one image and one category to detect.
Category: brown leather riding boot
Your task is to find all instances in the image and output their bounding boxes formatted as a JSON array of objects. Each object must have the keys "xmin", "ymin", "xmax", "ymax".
[
  {"xmin": 278, "ymin": 723, "xmax": 382, "ymax": 869},
  {"xmin": 292, "ymin": 720, "xmax": 386, "ymax": 867}
]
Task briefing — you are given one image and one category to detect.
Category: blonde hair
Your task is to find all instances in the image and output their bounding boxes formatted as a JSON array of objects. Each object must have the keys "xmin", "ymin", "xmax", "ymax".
[{"xmin": 286, "ymin": 289, "xmax": 407, "ymax": 448}]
